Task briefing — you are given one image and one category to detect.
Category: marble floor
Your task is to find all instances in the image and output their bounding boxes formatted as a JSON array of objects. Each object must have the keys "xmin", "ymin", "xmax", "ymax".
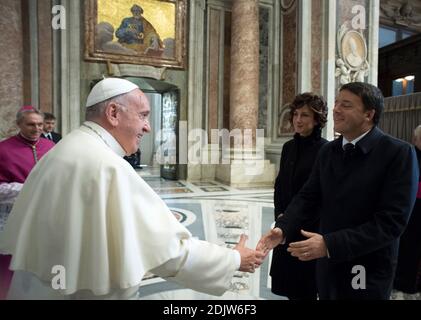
[
  {"xmin": 136, "ymin": 168, "xmax": 283, "ymax": 300},
  {"xmin": 135, "ymin": 168, "xmax": 421, "ymax": 300}
]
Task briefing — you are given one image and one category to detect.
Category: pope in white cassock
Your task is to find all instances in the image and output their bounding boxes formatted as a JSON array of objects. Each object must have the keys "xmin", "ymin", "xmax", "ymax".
[{"xmin": 0, "ymin": 78, "xmax": 264, "ymax": 299}]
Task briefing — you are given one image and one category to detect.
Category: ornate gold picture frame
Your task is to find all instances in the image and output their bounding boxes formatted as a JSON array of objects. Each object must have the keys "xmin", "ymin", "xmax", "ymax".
[{"xmin": 84, "ymin": 0, "xmax": 187, "ymax": 69}]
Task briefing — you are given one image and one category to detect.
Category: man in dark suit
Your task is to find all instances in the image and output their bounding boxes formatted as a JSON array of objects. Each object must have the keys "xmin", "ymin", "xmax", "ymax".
[
  {"xmin": 258, "ymin": 82, "xmax": 419, "ymax": 299},
  {"xmin": 41, "ymin": 113, "xmax": 62, "ymax": 143}
]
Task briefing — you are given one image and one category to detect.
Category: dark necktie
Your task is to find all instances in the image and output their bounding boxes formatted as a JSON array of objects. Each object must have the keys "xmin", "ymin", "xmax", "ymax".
[
  {"xmin": 47, "ymin": 133, "xmax": 52, "ymax": 140},
  {"xmin": 343, "ymin": 143, "xmax": 355, "ymax": 160}
]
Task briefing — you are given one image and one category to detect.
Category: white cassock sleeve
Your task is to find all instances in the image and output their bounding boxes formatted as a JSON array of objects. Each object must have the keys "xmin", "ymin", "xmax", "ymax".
[{"xmin": 150, "ymin": 238, "xmax": 241, "ymax": 296}]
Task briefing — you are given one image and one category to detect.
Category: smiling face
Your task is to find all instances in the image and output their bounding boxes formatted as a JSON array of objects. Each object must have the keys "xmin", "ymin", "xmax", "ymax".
[
  {"xmin": 333, "ymin": 89, "xmax": 375, "ymax": 141},
  {"xmin": 292, "ymin": 105, "xmax": 317, "ymax": 137},
  {"xmin": 43, "ymin": 119, "xmax": 56, "ymax": 133},
  {"xmin": 111, "ymin": 89, "xmax": 151, "ymax": 155},
  {"xmin": 17, "ymin": 112, "xmax": 44, "ymax": 141}
]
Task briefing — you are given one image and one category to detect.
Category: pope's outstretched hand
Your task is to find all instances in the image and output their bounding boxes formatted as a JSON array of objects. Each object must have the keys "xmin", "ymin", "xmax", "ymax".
[
  {"xmin": 234, "ymin": 234, "xmax": 265, "ymax": 273},
  {"xmin": 256, "ymin": 227, "xmax": 284, "ymax": 257}
]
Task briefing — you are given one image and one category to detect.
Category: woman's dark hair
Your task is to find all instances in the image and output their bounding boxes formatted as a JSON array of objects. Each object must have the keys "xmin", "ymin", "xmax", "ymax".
[{"xmin": 288, "ymin": 92, "xmax": 328, "ymax": 128}]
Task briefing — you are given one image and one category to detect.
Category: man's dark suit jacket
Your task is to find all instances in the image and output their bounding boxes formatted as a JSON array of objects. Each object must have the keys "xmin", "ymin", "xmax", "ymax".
[
  {"xmin": 275, "ymin": 126, "xmax": 419, "ymax": 299},
  {"xmin": 41, "ymin": 132, "xmax": 62, "ymax": 144}
]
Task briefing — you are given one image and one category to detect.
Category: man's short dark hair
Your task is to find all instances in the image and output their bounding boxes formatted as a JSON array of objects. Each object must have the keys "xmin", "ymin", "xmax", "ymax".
[
  {"xmin": 44, "ymin": 112, "xmax": 56, "ymax": 121},
  {"xmin": 340, "ymin": 82, "xmax": 384, "ymax": 125}
]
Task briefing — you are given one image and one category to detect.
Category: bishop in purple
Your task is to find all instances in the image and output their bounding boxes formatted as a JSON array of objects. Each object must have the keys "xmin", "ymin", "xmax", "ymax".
[{"xmin": 0, "ymin": 106, "xmax": 54, "ymax": 299}]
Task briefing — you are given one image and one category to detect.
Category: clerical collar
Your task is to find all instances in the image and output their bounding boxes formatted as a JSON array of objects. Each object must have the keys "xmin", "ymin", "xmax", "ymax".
[
  {"xmin": 342, "ymin": 129, "xmax": 371, "ymax": 148},
  {"xmin": 82, "ymin": 121, "xmax": 126, "ymax": 157},
  {"xmin": 17, "ymin": 133, "xmax": 39, "ymax": 145}
]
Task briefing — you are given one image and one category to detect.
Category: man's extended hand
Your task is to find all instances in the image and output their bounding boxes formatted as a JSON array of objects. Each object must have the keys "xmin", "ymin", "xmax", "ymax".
[
  {"xmin": 256, "ymin": 227, "xmax": 284, "ymax": 257},
  {"xmin": 234, "ymin": 234, "xmax": 265, "ymax": 273},
  {"xmin": 287, "ymin": 230, "xmax": 327, "ymax": 261}
]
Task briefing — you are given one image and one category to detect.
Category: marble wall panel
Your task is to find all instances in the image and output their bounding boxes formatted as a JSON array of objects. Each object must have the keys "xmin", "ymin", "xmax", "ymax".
[
  {"xmin": 281, "ymin": 5, "xmax": 297, "ymax": 108},
  {"xmin": 223, "ymin": 12, "xmax": 231, "ymax": 131},
  {"xmin": 258, "ymin": 6, "xmax": 269, "ymax": 136},
  {"xmin": 38, "ymin": 0, "xmax": 53, "ymax": 114},
  {"xmin": 311, "ymin": 0, "xmax": 323, "ymax": 94},
  {"xmin": 208, "ymin": 8, "xmax": 221, "ymax": 134},
  {"xmin": 279, "ymin": 4, "xmax": 297, "ymax": 137},
  {"xmin": 0, "ymin": 0, "xmax": 24, "ymax": 139}
]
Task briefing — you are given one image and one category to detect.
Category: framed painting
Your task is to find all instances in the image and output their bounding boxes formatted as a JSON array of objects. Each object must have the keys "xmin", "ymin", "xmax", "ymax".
[{"xmin": 84, "ymin": 0, "xmax": 187, "ymax": 69}]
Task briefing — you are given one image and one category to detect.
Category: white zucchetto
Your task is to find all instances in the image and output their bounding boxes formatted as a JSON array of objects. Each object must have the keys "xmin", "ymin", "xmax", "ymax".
[{"xmin": 86, "ymin": 78, "xmax": 139, "ymax": 107}]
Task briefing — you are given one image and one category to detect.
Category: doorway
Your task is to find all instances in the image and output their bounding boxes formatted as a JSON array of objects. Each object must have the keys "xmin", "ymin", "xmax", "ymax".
[
  {"xmin": 142, "ymin": 92, "xmax": 161, "ymax": 167},
  {"xmin": 125, "ymin": 77, "xmax": 180, "ymax": 179}
]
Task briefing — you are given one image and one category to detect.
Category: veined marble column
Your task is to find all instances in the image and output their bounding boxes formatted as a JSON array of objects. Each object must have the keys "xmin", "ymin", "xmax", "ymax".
[
  {"xmin": 229, "ymin": 0, "xmax": 259, "ymax": 140},
  {"xmin": 216, "ymin": 0, "xmax": 275, "ymax": 187}
]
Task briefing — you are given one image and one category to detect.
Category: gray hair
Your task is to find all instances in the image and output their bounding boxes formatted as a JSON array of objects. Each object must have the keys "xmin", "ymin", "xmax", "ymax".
[
  {"xmin": 414, "ymin": 125, "xmax": 421, "ymax": 139},
  {"xmin": 16, "ymin": 108, "xmax": 44, "ymax": 124},
  {"xmin": 85, "ymin": 93, "xmax": 129, "ymax": 121}
]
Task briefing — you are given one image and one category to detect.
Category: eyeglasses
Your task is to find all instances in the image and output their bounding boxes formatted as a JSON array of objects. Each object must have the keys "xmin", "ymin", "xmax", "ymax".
[{"xmin": 115, "ymin": 102, "xmax": 150, "ymax": 123}]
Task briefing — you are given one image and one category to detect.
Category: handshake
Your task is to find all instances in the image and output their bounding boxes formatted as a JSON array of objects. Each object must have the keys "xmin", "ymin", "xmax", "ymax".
[{"xmin": 233, "ymin": 228, "xmax": 284, "ymax": 273}]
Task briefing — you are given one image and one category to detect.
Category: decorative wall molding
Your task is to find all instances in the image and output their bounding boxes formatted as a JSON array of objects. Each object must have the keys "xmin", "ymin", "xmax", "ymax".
[
  {"xmin": 335, "ymin": 22, "xmax": 370, "ymax": 85},
  {"xmin": 324, "ymin": 0, "xmax": 336, "ymax": 141},
  {"xmin": 29, "ymin": 0, "xmax": 39, "ymax": 108},
  {"xmin": 280, "ymin": 0, "xmax": 296, "ymax": 15},
  {"xmin": 110, "ymin": 64, "xmax": 167, "ymax": 80},
  {"xmin": 380, "ymin": 0, "xmax": 421, "ymax": 30},
  {"xmin": 187, "ymin": 0, "xmax": 207, "ymax": 180},
  {"xmin": 297, "ymin": 0, "xmax": 312, "ymax": 93},
  {"xmin": 56, "ymin": 0, "xmax": 81, "ymax": 135}
]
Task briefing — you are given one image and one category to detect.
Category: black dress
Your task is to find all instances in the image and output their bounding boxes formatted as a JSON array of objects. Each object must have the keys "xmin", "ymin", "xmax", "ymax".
[
  {"xmin": 270, "ymin": 127, "xmax": 327, "ymax": 300},
  {"xmin": 394, "ymin": 146, "xmax": 421, "ymax": 294}
]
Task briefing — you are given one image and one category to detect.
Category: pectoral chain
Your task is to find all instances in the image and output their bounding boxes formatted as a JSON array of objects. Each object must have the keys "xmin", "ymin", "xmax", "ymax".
[{"xmin": 82, "ymin": 123, "xmax": 110, "ymax": 148}]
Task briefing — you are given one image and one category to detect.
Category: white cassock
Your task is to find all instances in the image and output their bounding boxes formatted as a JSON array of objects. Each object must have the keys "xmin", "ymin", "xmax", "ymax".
[{"xmin": 0, "ymin": 121, "xmax": 239, "ymax": 299}]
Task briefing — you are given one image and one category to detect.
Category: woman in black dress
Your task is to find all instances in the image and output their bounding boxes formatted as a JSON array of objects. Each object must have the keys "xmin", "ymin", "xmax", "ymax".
[{"xmin": 270, "ymin": 93, "xmax": 328, "ymax": 300}]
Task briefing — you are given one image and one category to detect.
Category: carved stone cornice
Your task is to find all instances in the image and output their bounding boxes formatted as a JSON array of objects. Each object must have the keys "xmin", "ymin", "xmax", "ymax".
[{"xmin": 380, "ymin": 0, "xmax": 421, "ymax": 31}]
